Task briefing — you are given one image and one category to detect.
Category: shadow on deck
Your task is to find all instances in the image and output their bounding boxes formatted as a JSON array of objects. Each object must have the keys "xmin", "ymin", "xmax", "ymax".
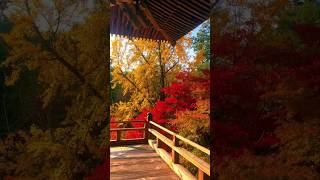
[{"xmin": 110, "ymin": 144, "xmax": 180, "ymax": 180}]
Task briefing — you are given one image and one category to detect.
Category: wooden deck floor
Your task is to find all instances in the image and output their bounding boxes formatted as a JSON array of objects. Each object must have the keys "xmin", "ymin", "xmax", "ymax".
[{"xmin": 110, "ymin": 145, "xmax": 180, "ymax": 180}]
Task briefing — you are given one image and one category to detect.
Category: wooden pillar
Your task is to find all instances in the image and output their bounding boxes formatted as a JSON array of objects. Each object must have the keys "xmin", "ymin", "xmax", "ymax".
[
  {"xmin": 145, "ymin": 112, "xmax": 152, "ymax": 143},
  {"xmin": 198, "ymin": 169, "xmax": 209, "ymax": 180},
  {"xmin": 156, "ymin": 137, "xmax": 162, "ymax": 148},
  {"xmin": 172, "ymin": 135, "xmax": 179, "ymax": 164}
]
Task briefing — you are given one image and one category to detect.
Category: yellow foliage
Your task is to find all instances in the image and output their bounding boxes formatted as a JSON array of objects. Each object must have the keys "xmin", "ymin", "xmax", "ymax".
[
  {"xmin": 0, "ymin": 0, "xmax": 109, "ymax": 178},
  {"xmin": 111, "ymin": 35, "xmax": 193, "ymax": 120},
  {"xmin": 172, "ymin": 99, "xmax": 210, "ymax": 144}
]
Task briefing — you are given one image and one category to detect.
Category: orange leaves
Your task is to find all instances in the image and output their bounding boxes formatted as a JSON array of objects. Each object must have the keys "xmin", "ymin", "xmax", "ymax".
[
  {"xmin": 191, "ymin": 49, "xmax": 205, "ymax": 70},
  {"xmin": 172, "ymin": 99, "xmax": 209, "ymax": 134}
]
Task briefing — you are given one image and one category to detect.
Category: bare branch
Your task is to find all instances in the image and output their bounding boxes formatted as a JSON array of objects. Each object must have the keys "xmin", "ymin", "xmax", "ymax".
[{"xmin": 52, "ymin": 0, "xmax": 62, "ymax": 40}]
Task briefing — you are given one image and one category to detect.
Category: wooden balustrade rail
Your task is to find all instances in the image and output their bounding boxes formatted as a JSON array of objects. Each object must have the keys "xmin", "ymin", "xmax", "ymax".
[
  {"xmin": 148, "ymin": 121, "xmax": 210, "ymax": 180},
  {"xmin": 110, "ymin": 121, "xmax": 148, "ymax": 146},
  {"xmin": 149, "ymin": 121, "xmax": 210, "ymax": 155},
  {"xmin": 110, "ymin": 113, "xmax": 210, "ymax": 180}
]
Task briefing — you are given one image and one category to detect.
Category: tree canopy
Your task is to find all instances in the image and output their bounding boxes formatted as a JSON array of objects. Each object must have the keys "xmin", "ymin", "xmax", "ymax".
[{"xmin": 0, "ymin": 0, "xmax": 109, "ymax": 178}]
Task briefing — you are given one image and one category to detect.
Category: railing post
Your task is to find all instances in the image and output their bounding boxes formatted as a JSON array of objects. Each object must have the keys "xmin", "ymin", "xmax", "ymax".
[
  {"xmin": 156, "ymin": 137, "xmax": 163, "ymax": 148},
  {"xmin": 172, "ymin": 135, "xmax": 179, "ymax": 164},
  {"xmin": 116, "ymin": 130, "xmax": 121, "ymax": 142},
  {"xmin": 145, "ymin": 112, "xmax": 152, "ymax": 143},
  {"xmin": 198, "ymin": 169, "xmax": 209, "ymax": 180}
]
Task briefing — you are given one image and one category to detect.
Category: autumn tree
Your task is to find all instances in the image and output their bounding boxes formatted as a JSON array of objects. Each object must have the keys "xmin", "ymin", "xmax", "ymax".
[
  {"xmin": 111, "ymin": 36, "xmax": 192, "ymax": 120},
  {"xmin": 0, "ymin": 0, "xmax": 109, "ymax": 178},
  {"xmin": 211, "ymin": 0, "xmax": 320, "ymax": 178},
  {"xmin": 192, "ymin": 20, "xmax": 210, "ymax": 69}
]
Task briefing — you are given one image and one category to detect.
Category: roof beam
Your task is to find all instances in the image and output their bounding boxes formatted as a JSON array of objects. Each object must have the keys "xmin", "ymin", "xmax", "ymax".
[{"xmin": 140, "ymin": 2, "xmax": 173, "ymax": 43}]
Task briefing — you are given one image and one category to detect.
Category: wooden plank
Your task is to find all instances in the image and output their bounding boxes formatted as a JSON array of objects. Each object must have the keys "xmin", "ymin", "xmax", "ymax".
[
  {"xmin": 165, "ymin": 0, "xmax": 206, "ymax": 20},
  {"xmin": 189, "ymin": 0, "xmax": 211, "ymax": 11},
  {"xmin": 110, "ymin": 120, "xmax": 146, "ymax": 123},
  {"xmin": 110, "ymin": 138, "xmax": 146, "ymax": 147},
  {"xmin": 110, "ymin": 145, "xmax": 180, "ymax": 179},
  {"xmin": 173, "ymin": 147, "xmax": 210, "ymax": 176},
  {"xmin": 149, "ymin": 128, "xmax": 174, "ymax": 146},
  {"xmin": 176, "ymin": 134, "xmax": 210, "ymax": 155},
  {"xmin": 110, "ymin": 127, "xmax": 145, "ymax": 131},
  {"xmin": 110, "ymin": 0, "xmax": 213, "ymax": 42},
  {"xmin": 149, "ymin": 3, "xmax": 194, "ymax": 28},
  {"xmin": 151, "ymin": 0, "xmax": 196, "ymax": 27},
  {"xmin": 140, "ymin": 4, "xmax": 173, "ymax": 43},
  {"xmin": 154, "ymin": 15, "xmax": 187, "ymax": 34},
  {"xmin": 150, "ymin": 121, "xmax": 175, "ymax": 136}
]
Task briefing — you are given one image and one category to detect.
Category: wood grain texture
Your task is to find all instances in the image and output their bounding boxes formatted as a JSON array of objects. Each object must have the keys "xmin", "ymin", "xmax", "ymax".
[
  {"xmin": 110, "ymin": 145, "xmax": 180, "ymax": 180},
  {"xmin": 110, "ymin": 0, "xmax": 214, "ymax": 42}
]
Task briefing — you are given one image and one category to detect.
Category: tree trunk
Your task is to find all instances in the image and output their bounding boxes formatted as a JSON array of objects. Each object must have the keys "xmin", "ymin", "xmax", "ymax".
[{"xmin": 158, "ymin": 41, "xmax": 166, "ymax": 101}]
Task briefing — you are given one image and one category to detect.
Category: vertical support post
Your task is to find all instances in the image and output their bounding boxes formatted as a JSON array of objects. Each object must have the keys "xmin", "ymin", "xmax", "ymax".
[
  {"xmin": 198, "ymin": 169, "xmax": 204, "ymax": 180},
  {"xmin": 145, "ymin": 112, "xmax": 152, "ymax": 143},
  {"xmin": 198, "ymin": 169, "xmax": 209, "ymax": 180},
  {"xmin": 116, "ymin": 130, "xmax": 121, "ymax": 142},
  {"xmin": 172, "ymin": 135, "xmax": 179, "ymax": 164},
  {"xmin": 156, "ymin": 137, "xmax": 162, "ymax": 148}
]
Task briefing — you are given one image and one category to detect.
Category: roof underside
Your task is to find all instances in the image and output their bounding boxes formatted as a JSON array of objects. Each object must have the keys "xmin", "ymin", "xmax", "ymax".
[{"xmin": 110, "ymin": 0, "xmax": 216, "ymax": 43}]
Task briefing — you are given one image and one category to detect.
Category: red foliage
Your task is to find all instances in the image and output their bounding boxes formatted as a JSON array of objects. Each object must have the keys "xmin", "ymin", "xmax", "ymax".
[
  {"xmin": 212, "ymin": 23, "xmax": 320, "ymax": 163},
  {"xmin": 293, "ymin": 24, "xmax": 320, "ymax": 45},
  {"xmin": 85, "ymin": 156, "xmax": 109, "ymax": 180},
  {"xmin": 134, "ymin": 75, "xmax": 198, "ymax": 125}
]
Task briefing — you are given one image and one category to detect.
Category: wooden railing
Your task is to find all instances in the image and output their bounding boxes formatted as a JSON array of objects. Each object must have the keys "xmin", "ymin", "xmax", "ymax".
[
  {"xmin": 148, "ymin": 121, "xmax": 210, "ymax": 180},
  {"xmin": 110, "ymin": 120, "xmax": 149, "ymax": 146},
  {"xmin": 110, "ymin": 113, "xmax": 210, "ymax": 180}
]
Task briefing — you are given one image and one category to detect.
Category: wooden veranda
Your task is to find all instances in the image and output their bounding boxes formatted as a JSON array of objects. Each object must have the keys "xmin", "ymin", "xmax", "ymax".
[
  {"xmin": 110, "ymin": 113, "xmax": 210, "ymax": 180},
  {"xmin": 110, "ymin": 0, "xmax": 214, "ymax": 179}
]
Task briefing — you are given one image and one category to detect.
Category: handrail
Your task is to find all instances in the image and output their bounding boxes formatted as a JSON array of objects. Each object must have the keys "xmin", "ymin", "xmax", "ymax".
[
  {"xmin": 110, "ymin": 127, "xmax": 145, "ymax": 131},
  {"xmin": 110, "ymin": 120, "xmax": 146, "ymax": 123},
  {"xmin": 110, "ymin": 115, "xmax": 210, "ymax": 180},
  {"xmin": 110, "ymin": 121, "xmax": 148, "ymax": 146},
  {"xmin": 148, "ymin": 129, "xmax": 210, "ymax": 175},
  {"xmin": 149, "ymin": 121, "xmax": 175, "ymax": 135},
  {"xmin": 149, "ymin": 121, "xmax": 210, "ymax": 155},
  {"xmin": 148, "ymin": 120, "xmax": 210, "ymax": 180}
]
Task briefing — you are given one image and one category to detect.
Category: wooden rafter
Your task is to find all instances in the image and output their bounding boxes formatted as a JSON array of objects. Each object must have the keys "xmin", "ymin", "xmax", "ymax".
[
  {"xmin": 140, "ymin": 2, "xmax": 173, "ymax": 43},
  {"xmin": 110, "ymin": 0, "xmax": 216, "ymax": 43}
]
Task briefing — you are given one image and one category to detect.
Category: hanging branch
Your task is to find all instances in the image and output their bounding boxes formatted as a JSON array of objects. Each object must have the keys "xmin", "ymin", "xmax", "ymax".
[
  {"xmin": 165, "ymin": 45, "xmax": 179, "ymax": 74},
  {"xmin": 117, "ymin": 68, "xmax": 154, "ymax": 105},
  {"xmin": 131, "ymin": 39, "xmax": 150, "ymax": 65},
  {"xmin": 24, "ymin": 0, "xmax": 104, "ymax": 102}
]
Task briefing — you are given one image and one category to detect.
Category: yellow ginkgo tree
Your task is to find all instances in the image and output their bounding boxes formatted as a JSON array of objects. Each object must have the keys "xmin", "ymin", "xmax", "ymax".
[
  {"xmin": 111, "ymin": 35, "xmax": 193, "ymax": 120},
  {"xmin": 0, "ymin": 0, "xmax": 109, "ymax": 178}
]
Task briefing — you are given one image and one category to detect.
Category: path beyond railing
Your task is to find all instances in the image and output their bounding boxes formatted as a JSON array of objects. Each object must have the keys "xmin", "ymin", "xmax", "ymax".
[{"xmin": 110, "ymin": 113, "xmax": 210, "ymax": 180}]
